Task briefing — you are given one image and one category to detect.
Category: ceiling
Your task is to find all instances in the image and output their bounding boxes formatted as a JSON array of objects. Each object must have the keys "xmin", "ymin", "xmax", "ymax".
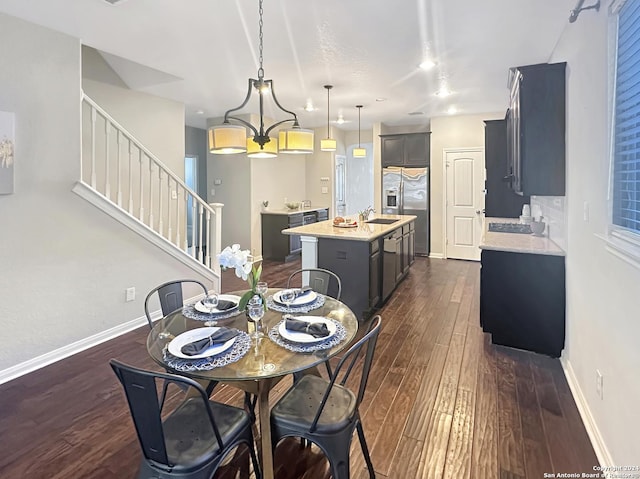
[{"xmin": 0, "ymin": 0, "xmax": 573, "ymax": 131}]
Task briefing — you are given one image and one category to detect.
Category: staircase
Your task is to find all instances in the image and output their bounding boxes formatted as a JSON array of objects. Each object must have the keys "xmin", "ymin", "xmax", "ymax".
[{"xmin": 73, "ymin": 93, "xmax": 221, "ymax": 287}]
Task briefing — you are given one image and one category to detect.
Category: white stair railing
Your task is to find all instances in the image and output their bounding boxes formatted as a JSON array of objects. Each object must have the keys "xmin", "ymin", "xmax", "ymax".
[{"xmin": 81, "ymin": 93, "xmax": 221, "ymax": 276}]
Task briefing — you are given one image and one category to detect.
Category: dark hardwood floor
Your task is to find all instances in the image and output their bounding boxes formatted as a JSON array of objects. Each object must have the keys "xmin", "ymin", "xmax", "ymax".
[{"xmin": 0, "ymin": 257, "xmax": 599, "ymax": 478}]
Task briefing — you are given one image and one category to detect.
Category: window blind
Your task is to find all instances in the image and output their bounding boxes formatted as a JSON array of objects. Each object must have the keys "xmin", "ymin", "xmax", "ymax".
[{"xmin": 613, "ymin": 0, "xmax": 640, "ymax": 233}]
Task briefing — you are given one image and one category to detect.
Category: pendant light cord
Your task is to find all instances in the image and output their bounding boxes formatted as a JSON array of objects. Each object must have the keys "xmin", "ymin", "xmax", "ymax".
[
  {"xmin": 357, "ymin": 105, "xmax": 363, "ymax": 147},
  {"xmin": 325, "ymin": 85, "xmax": 333, "ymax": 137}
]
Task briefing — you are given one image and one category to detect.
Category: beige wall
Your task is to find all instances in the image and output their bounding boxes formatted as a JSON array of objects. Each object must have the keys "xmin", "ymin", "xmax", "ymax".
[
  {"xmin": 429, "ymin": 112, "xmax": 502, "ymax": 256},
  {"xmin": 0, "ymin": 13, "xmax": 212, "ymax": 373},
  {"xmin": 550, "ymin": 5, "xmax": 640, "ymax": 464}
]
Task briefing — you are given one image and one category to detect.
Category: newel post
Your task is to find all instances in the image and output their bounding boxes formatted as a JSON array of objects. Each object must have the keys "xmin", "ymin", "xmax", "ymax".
[{"xmin": 209, "ymin": 202, "xmax": 224, "ymax": 276}]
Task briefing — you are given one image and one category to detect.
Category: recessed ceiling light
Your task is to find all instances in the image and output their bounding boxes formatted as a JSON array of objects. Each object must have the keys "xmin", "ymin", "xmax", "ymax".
[
  {"xmin": 375, "ymin": 98, "xmax": 387, "ymax": 102},
  {"xmin": 304, "ymin": 100, "xmax": 315, "ymax": 112},
  {"xmin": 195, "ymin": 109, "xmax": 205, "ymax": 115},
  {"xmin": 408, "ymin": 111, "xmax": 424, "ymax": 116},
  {"xmin": 447, "ymin": 106, "xmax": 457, "ymax": 115},
  {"xmin": 419, "ymin": 59, "xmax": 436, "ymax": 70}
]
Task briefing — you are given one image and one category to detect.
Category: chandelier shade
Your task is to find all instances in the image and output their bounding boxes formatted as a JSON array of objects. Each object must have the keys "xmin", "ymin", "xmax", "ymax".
[
  {"xmin": 207, "ymin": 0, "xmax": 313, "ymax": 156},
  {"xmin": 247, "ymin": 136, "xmax": 278, "ymax": 158},
  {"xmin": 208, "ymin": 125, "xmax": 246, "ymax": 154},
  {"xmin": 278, "ymin": 128, "xmax": 314, "ymax": 154}
]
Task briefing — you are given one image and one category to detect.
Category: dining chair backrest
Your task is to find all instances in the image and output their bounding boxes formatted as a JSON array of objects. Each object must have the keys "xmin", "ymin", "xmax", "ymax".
[
  {"xmin": 286, "ymin": 268, "xmax": 342, "ymax": 300},
  {"xmin": 144, "ymin": 279, "xmax": 208, "ymax": 329},
  {"xmin": 109, "ymin": 359, "xmax": 224, "ymax": 467},
  {"xmin": 310, "ymin": 315, "xmax": 381, "ymax": 432},
  {"xmin": 109, "ymin": 359, "xmax": 263, "ymax": 479}
]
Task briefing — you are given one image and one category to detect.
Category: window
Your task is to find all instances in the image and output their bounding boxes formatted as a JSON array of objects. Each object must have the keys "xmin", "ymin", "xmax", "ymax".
[{"xmin": 612, "ymin": 0, "xmax": 640, "ymax": 234}]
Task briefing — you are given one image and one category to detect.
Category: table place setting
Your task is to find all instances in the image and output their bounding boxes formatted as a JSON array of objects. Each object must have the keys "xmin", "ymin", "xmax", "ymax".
[
  {"xmin": 182, "ymin": 293, "xmax": 243, "ymax": 322},
  {"xmin": 162, "ymin": 326, "xmax": 251, "ymax": 372},
  {"xmin": 266, "ymin": 287, "xmax": 326, "ymax": 313},
  {"xmin": 268, "ymin": 315, "xmax": 347, "ymax": 353}
]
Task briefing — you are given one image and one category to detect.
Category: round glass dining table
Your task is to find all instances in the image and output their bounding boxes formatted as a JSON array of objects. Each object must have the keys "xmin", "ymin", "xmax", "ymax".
[{"xmin": 146, "ymin": 288, "xmax": 358, "ymax": 479}]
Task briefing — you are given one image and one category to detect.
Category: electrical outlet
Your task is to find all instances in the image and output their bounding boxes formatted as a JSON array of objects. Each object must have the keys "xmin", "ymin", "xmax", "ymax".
[
  {"xmin": 125, "ymin": 287, "xmax": 136, "ymax": 302},
  {"xmin": 321, "ymin": 186, "xmax": 328, "ymax": 194},
  {"xmin": 596, "ymin": 369, "xmax": 603, "ymax": 399}
]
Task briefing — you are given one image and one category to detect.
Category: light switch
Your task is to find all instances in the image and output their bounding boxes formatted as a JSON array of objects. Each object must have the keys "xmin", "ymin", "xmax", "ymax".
[
  {"xmin": 214, "ymin": 179, "xmax": 222, "ymax": 185},
  {"xmin": 321, "ymin": 186, "xmax": 328, "ymax": 194},
  {"xmin": 320, "ymin": 177, "xmax": 330, "ymax": 182}
]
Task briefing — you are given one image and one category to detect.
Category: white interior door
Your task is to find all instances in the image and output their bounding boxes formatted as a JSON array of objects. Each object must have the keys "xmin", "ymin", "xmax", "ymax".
[{"xmin": 445, "ymin": 148, "xmax": 485, "ymax": 261}]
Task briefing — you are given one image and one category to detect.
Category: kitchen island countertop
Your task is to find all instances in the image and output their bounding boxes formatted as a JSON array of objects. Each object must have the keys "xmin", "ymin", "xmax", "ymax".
[
  {"xmin": 480, "ymin": 217, "xmax": 565, "ymax": 256},
  {"xmin": 281, "ymin": 214, "xmax": 416, "ymax": 241}
]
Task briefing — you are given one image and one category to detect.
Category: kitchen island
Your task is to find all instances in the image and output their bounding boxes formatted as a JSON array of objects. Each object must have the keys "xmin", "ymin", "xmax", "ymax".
[
  {"xmin": 479, "ymin": 217, "xmax": 566, "ymax": 357},
  {"xmin": 282, "ymin": 214, "xmax": 417, "ymax": 320}
]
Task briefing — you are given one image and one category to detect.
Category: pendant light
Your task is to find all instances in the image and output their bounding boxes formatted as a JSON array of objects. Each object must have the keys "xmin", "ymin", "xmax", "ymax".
[
  {"xmin": 208, "ymin": 0, "xmax": 314, "ymax": 156},
  {"xmin": 353, "ymin": 105, "xmax": 366, "ymax": 158},
  {"xmin": 320, "ymin": 85, "xmax": 337, "ymax": 152}
]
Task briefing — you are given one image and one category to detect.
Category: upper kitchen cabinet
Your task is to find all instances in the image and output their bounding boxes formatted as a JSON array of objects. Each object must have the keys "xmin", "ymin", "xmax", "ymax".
[
  {"xmin": 484, "ymin": 119, "xmax": 530, "ymax": 217},
  {"xmin": 381, "ymin": 132, "xmax": 430, "ymax": 167},
  {"xmin": 506, "ymin": 62, "xmax": 566, "ymax": 196}
]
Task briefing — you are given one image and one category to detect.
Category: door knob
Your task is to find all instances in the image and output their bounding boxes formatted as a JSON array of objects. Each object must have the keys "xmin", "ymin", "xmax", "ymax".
[{"xmin": 476, "ymin": 209, "xmax": 485, "ymax": 214}]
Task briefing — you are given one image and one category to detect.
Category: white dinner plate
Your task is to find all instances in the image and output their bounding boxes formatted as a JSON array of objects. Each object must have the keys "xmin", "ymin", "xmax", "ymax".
[
  {"xmin": 168, "ymin": 327, "xmax": 236, "ymax": 359},
  {"xmin": 278, "ymin": 316, "xmax": 337, "ymax": 343},
  {"xmin": 273, "ymin": 289, "xmax": 318, "ymax": 306},
  {"xmin": 193, "ymin": 294, "xmax": 241, "ymax": 314}
]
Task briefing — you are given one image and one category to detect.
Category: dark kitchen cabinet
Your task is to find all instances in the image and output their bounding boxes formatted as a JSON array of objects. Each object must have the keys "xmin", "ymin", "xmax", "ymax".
[
  {"xmin": 506, "ymin": 62, "xmax": 566, "ymax": 196},
  {"xmin": 317, "ymin": 237, "xmax": 383, "ymax": 319},
  {"xmin": 381, "ymin": 133, "xmax": 430, "ymax": 167},
  {"xmin": 480, "ymin": 249, "xmax": 565, "ymax": 357},
  {"xmin": 401, "ymin": 223, "xmax": 413, "ymax": 275},
  {"xmin": 484, "ymin": 119, "xmax": 530, "ymax": 217},
  {"xmin": 261, "ymin": 212, "xmax": 303, "ymax": 262},
  {"xmin": 369, "ymin": 239, "xmax": 381, "ymax": 310}
]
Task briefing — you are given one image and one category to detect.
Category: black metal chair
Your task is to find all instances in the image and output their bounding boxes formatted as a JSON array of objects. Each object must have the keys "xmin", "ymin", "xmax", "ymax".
[
  {"xmin": 144, "ymin": 280, "xmax": 256, "ymax": 417},
  {"xmin": 110, "ymin": 359, "xmax": 261, "ymax": 479},
  {"xmin": 286, "ymin": 267, "xmax": 342, "ymax": 301},
  {"xmin": 144, "ymin": 279, "xmax": 208, "ymax": 330},
  {"xmin": 270, "ymin": 315, "xmax": 382, "ymax": 479}
]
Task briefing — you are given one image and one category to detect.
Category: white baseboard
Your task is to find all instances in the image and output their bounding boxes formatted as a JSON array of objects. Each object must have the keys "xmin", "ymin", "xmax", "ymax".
[
  {"xmin": 561, "ymin": 356, "xmax": 614, "ymax": 466},
  {"xmin": 429, "ymin": 252, "xmax": 445, "ymax": 259},
  {"xmin": 0, "ymin": 315, "xmax": 147, "ymax": 386},
  {"xmin": 0, "ymin": 294, "xmax": 205, "ymax": 386}
]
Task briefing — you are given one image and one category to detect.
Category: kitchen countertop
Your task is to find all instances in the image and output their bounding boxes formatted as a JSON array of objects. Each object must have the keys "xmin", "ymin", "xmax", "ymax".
[
  {"xmin": 282, "ymin": 214, "xmax": 416, "ymax": 242},
  {"xmin": 480, "ymin": 217, "xmax": 565, "ymax": 256},
  {"xmin": 261, "ymin": 206, "xmax": 329, "ymax": 216}
]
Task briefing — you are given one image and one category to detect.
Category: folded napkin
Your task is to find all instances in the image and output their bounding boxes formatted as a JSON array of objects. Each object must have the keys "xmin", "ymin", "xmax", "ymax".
[
  {"xmin": 180, "ymin": 328, "xmax": 240, "ymax": 356},
  {"xmin": 214, "ymin": 299, "xmax": 237, "ymax": 311},
  {"xmin": 285, "ymin": 318, "xmax": 330, "ymax": 338},
  {"xmin": 295, "ymin": 286, "xmax": 313, "ymax": 298}
]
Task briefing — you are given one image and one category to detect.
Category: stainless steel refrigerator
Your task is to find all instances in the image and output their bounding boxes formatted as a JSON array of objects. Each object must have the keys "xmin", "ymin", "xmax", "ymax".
[{"xmin": 382, "ymin": 166, "xmax": 429, "ymax": 255}]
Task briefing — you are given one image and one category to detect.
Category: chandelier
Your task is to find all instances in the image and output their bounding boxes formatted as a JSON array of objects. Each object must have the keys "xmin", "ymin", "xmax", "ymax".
[{"xmin": 208, "ymin": 0, "xmax": 314, "ymax": 156}]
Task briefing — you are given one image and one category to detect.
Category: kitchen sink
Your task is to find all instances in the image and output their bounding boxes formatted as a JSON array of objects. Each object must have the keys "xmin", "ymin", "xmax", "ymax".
[
  {"xmin": 488, "ymin": 222, "xmax": 532, "ymax": 234},
  {"xmin": 365, "ymin": 218, "xmax": 399, "ymax": 225}
]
